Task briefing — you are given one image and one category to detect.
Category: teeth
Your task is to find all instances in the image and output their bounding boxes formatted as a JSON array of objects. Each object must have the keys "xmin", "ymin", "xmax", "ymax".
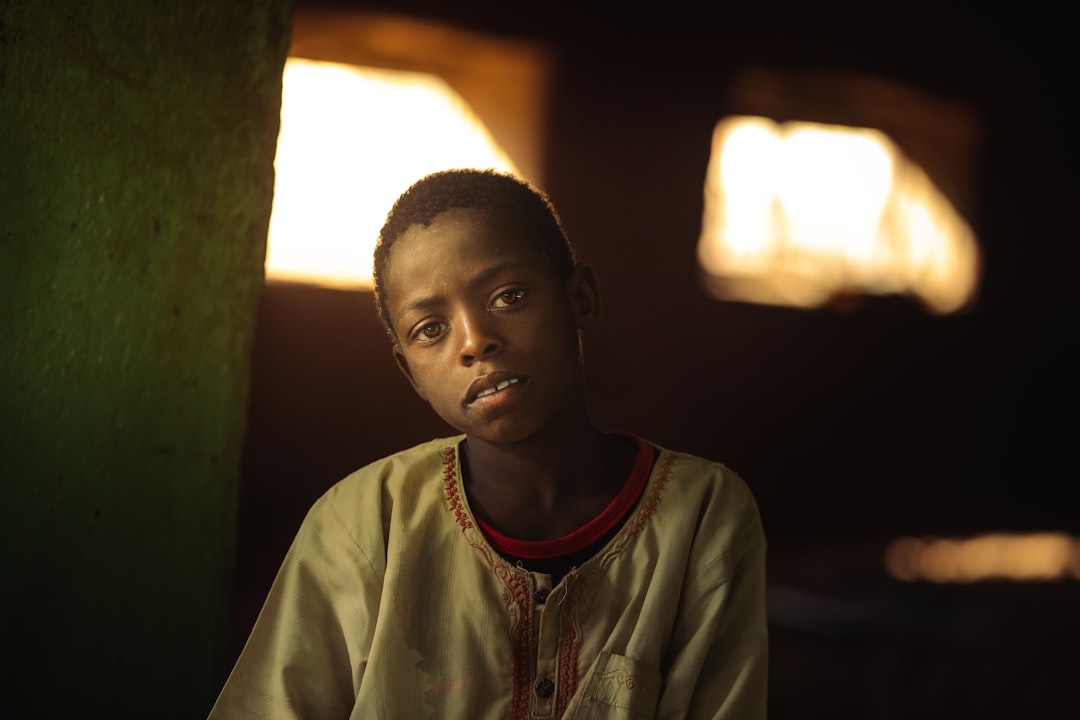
[{"xmin": 476, "ymin": 377, "xmax": 519, "ymax": 399}]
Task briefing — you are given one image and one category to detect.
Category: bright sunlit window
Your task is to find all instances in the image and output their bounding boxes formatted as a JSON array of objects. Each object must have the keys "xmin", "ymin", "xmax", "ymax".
[
  {"xmin": 265, "ymin": 57, "xmax": 520, "ymax": 289},
  {"xmin": 698, "ymin": 115, "xmax": 981, "ymax": 314},
  {"xmin": 885, "ymin": 532, "xmax": 1080, "ymax": 583}
]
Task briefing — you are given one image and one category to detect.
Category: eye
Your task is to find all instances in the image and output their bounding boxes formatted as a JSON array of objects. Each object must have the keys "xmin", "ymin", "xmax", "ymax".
[
  {"xmin": 490, "ymin": 288, "xmax": 525, "ymax": 309},
  {"xmin": 412, "ymin": 321, "xmax": 447, "ymax": 343}
]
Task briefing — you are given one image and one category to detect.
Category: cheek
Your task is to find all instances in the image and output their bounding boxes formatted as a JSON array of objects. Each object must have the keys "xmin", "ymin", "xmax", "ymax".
[{"xmin": 410, "ymin": 359, "xmax": 458, "ymax": 405}]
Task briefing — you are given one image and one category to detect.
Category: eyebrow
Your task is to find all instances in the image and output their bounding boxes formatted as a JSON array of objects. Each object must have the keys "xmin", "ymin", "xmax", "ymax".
[{"xmin": 394, "ymin": 259, "xmax": 535, "ymax": 325}]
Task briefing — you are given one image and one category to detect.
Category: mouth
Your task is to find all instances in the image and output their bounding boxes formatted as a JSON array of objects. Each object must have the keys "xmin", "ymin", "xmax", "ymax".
[
  {"xmin": 476, "ymin": 377, "xmax": 520, "ymax": 399},
  {"xmin": 466, "ymin": 373, "xmax": 526, "ymax": 405}
]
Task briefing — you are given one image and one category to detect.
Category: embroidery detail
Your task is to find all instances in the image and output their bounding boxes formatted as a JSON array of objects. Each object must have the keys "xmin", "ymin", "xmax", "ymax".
[
  {"xmin": 441, "ymin": 443, "xmax": 535, "ymax": 720},
  {"xmin": 594, "ymin": 666, "xmax": 639, "ymax": 689},
  {"xmin": 554, "ymin": 572, "xmax": 591, "ymax": 716},
  {"xmin": 443, "ymin": 446, "xmax": 472, "ymax": 531},
  {"xmin": 624, "ymin": 451, "xmax": 675, "ymax": 536}
]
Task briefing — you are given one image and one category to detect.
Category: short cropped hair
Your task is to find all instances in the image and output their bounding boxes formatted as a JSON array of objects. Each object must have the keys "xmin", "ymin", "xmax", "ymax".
[{"xmin": 373, "ymin": 168, "xmax": 576, "ymax": 338}]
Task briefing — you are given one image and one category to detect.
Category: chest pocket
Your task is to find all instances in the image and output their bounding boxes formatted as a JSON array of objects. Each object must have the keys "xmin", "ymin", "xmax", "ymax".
[{"xmin": 563, "ymin": 651, "xmax": 661, "ymax": 719}]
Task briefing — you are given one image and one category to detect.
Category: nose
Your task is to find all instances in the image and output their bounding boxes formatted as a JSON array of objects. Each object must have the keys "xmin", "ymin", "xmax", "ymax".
[{"xmin": 458, "ymin": 310, "xmax": 501, "ymax": 366}]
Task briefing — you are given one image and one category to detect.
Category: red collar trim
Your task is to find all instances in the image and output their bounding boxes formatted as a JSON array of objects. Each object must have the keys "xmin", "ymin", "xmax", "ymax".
[{"xmin": 475, "ymin": 433, "xmax": 655, "ymax": 559}]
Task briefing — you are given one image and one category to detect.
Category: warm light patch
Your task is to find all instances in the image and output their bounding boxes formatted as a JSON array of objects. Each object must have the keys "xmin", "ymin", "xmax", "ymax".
[
  {"xmin": 885, "ymin": 533, "xmax": 1080, "ymax": 583},
  {"xmin": 698, "ymin": 116, "xmax": 980, "ymax": 314},
  {"xmin": 266, "ymin": 57, "xmax": 520, "ymax": 289}
]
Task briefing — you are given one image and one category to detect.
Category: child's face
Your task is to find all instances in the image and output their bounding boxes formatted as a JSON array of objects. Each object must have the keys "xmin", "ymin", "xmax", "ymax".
[{"xmin": 385, "ymin": 207, "xmax": 596, "ymax": 445}]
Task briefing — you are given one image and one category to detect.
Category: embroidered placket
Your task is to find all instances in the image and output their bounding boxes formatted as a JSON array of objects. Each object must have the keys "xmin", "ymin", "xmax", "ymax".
[{"xmin": 532, "ymin": 572, "xmax": 559, "ymax": 717}]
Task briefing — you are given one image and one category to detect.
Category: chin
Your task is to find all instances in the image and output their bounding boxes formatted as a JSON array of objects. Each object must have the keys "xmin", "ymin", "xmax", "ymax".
[{"xmin": 461, "ymin": 418, "xmax": 546, "ymax": 446}]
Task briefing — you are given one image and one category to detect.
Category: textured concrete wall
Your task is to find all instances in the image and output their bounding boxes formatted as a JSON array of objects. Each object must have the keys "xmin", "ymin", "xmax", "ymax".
[{"xmin": 0, "ymin": 1, "xmax": 291, "ymax": 715}]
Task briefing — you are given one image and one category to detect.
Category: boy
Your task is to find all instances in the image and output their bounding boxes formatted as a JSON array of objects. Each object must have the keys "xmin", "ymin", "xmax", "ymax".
[{"xmin": 209, "ymin": 169, "xmax": 767, "ymax": 718}]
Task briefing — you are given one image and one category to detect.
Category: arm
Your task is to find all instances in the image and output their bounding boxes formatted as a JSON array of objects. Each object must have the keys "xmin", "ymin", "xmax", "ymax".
[
  {"xmin": 208, "ymin": 494, "xmax": 383, "ymax": 720},
  {"xmin": 658, "ymin": 484, "xmax": 769, "ymax": 720}
]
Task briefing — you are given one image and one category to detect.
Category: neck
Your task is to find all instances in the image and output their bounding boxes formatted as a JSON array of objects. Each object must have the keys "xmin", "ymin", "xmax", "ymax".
[
  {"xmin": 464, "ymin": 421, "xmax": 609, "ymax": 491},
  {"xmin": 460, "ymin": 419, "xmax": 638, "ymax": 541}
]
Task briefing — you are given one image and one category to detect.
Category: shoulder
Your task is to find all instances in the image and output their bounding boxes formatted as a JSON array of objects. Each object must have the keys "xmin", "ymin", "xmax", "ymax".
[
  {"xmin": 643, "ymin": 439, "xmax": 765, "ymax": 549},
  {"xmin": 649, "ymin": 441, "xmax": 757, "ymax": 508},
  {"xmin": 334, "ymin": 435, "xmax": 462, "ymax": 491},
  {"xmin": 303, "ymin": 435, "xmax": 464, "ymax": 537}
]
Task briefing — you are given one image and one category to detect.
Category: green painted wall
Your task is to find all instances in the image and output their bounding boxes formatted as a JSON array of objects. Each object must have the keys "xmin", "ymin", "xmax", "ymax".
[{"xmin": 0, "ymin": 1, "xmax": 291, "ymax": 715}]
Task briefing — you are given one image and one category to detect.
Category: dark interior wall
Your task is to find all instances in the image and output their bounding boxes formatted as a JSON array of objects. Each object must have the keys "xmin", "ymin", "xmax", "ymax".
[
  {"xmin": 231, "ymin": 2, "xmax": 1079, "ymax": 717},
  {"xmin": 0, "ymin": 1, "xmax": 290, "ymax": 716},
  {"xmin": 528, "ymin": 4, "xmax": 1077, "ymax": 538},
  {"xmin": 258, "ymin": 0, "xmax": 1079, "ymax": 535}
]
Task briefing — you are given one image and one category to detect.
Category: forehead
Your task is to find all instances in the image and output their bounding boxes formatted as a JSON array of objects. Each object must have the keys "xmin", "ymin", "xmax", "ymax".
[{"xmin": 387, "ymin": 207, "xmax": 549, "ymax": 280}]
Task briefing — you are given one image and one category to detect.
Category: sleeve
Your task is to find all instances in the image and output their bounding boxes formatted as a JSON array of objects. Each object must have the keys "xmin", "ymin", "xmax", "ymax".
[
  {"xmin": 657, "ymin": 474, "xmax": 769, "ymax": 720},
  {"xmin": 207, "ymin": 492, "xmax": 384, "ymax": 720}
]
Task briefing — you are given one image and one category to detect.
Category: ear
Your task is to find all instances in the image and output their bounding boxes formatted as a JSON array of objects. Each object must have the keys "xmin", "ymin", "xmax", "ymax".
[
  {"xmin": 566, "ymin": 262, "xmax": 600, "ymax": 329},
  {"xmin": 393, "ymin": 346, "xmax": 428, "ymax": 401}
]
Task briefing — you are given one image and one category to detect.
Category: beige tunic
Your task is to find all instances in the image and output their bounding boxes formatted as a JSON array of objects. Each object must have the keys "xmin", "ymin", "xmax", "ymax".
[{"xmin": 209, "ymin": 436, "xmax": 768, "ymax": 719}]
